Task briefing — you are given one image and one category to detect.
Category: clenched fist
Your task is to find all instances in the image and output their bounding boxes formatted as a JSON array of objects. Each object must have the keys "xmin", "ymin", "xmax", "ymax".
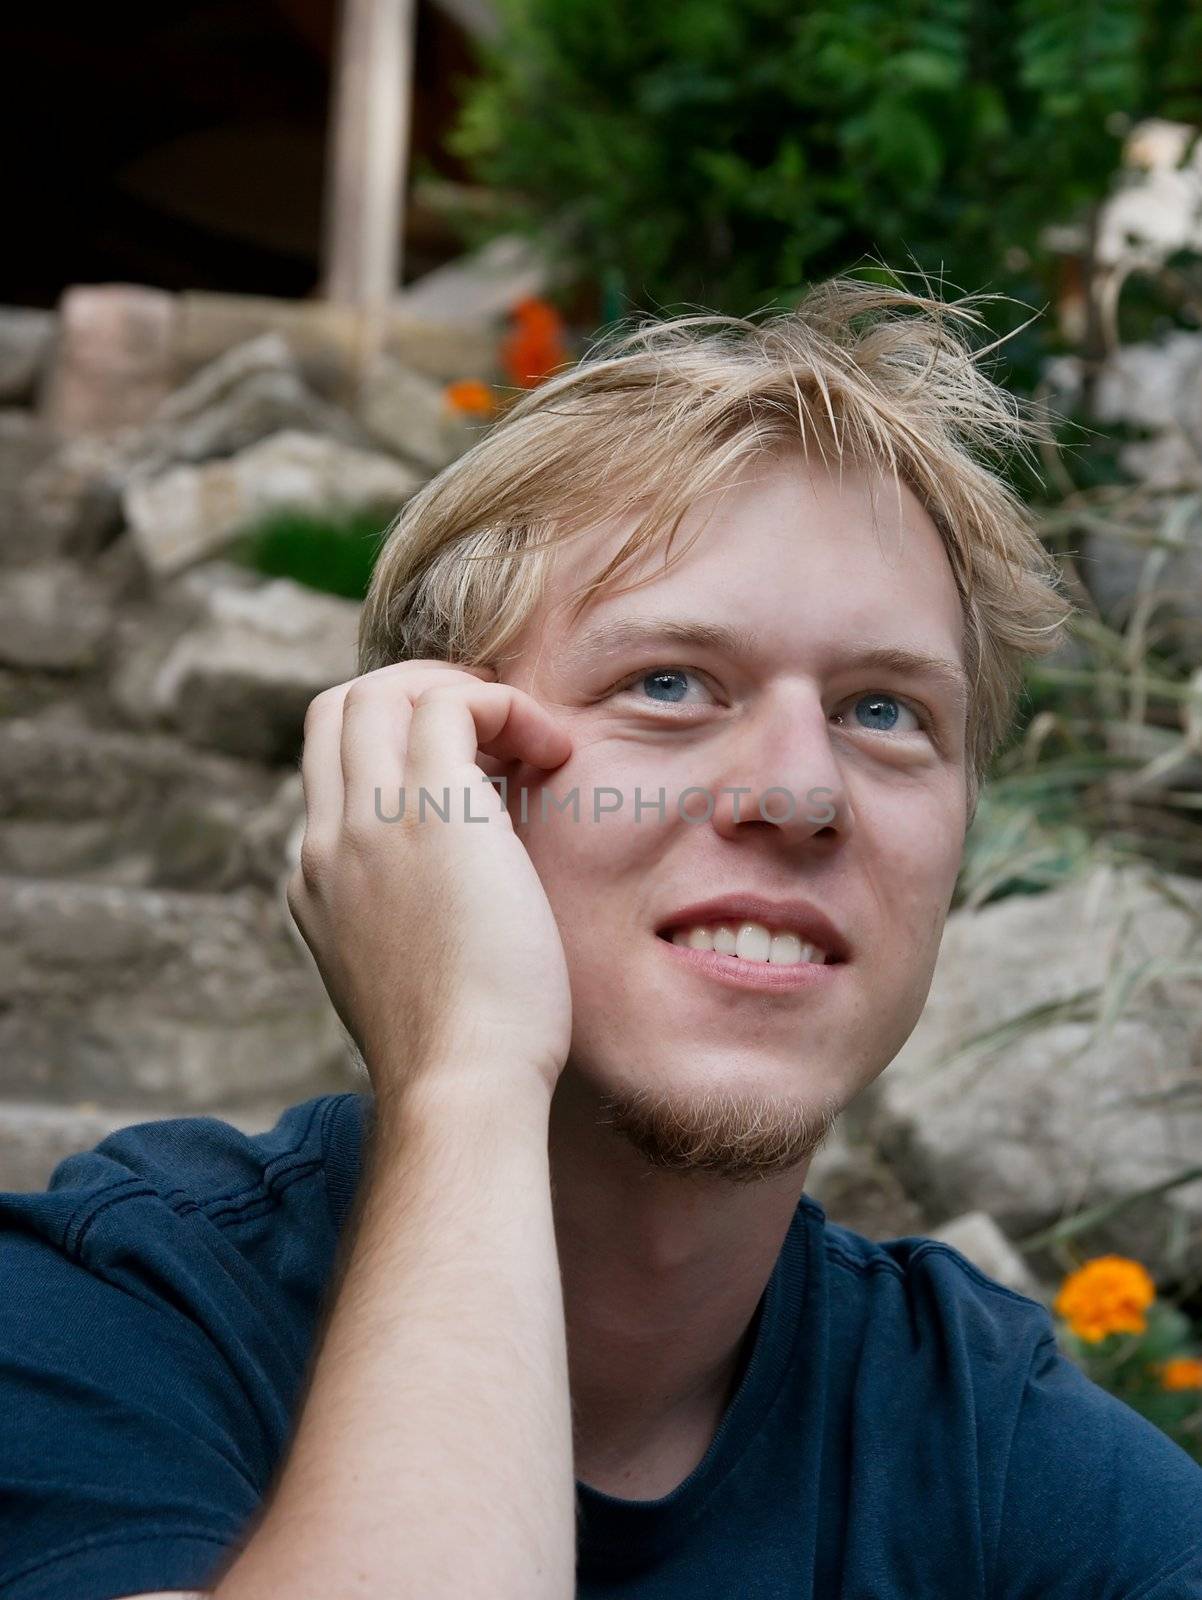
[{"xmin": 287, "ymin": 660, "xmax": 575, "ymax": 1110}]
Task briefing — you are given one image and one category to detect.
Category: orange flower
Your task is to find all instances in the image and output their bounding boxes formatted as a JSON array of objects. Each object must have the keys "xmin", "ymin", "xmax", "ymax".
[
  {"xmin": 443, "ymin": 378, "xmax": 497, "ymax": 417},
  {"xmin": 1159, "ymin": 1357, "xmax": 1202, "ymax": 1392},
  {"xmin": 500, "ymin": 296, "xmax": 569, "ymax": 389},
  {"xmin": 1054, "ymin": 1255, "xmax": 1157, "ymax": 1344}
]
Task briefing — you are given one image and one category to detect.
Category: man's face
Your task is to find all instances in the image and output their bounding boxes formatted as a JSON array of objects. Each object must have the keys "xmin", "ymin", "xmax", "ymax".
[{"xmin": 498, "ymin": 448, "xmax": 969, "ymax": 1182}]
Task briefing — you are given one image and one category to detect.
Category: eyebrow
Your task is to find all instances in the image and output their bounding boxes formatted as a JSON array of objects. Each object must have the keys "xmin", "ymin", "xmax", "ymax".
[
  {"xmin": 563, "ymin": 618, "xmax": 760, "ymax": 666},
  {"xmin": 561, "ymin": 618, "xmax": 971, "ymax": 711}
]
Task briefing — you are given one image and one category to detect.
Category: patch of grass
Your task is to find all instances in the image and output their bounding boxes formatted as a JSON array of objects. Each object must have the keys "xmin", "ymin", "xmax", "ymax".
[{"xmin": 225, "ymin": 509, "xmax": 391, "ymax": 602}]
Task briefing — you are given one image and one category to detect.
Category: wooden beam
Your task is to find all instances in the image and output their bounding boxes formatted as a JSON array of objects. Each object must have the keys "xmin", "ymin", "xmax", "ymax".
[{"xmin": 322, "ymin": 0, "xmax": 416, "ymax": 312}]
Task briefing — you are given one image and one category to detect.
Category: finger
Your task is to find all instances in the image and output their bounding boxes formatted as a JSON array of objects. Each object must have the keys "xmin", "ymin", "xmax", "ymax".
[
  {"xmin": 404, "ymin": 682, "xmax": 572, "ymax": 796},
  {"xmin": 299, "ymin": 686, "xmax": 351, "ymax": 851},
  {"xmin": 360, "ymin": 659, "xmax": 499, "ymax": 679},
  {"xmin": 340, "ymin": 663, "xmax": 499, "ymax": 827}
]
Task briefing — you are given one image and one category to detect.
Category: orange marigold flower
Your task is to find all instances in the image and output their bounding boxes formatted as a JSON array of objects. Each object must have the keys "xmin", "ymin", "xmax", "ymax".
[
  {"xmin": 1159, "ymin": 1357, "xmax": 1202, "ymax": 1392},
  {"xmin": 1053, "ymin": 1255, "xmax": 1157, "ymax": 1344},
  {"xmin": 443, "ymin": 378, "xmax": 497, "ymax": 417},
  {"xmin": 500, "ymin": 296, "xmax": 569, "ymax": 389}
]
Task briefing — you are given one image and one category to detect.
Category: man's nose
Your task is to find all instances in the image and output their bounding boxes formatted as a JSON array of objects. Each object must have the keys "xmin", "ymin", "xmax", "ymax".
[{"xmin": 704, "ymin": 690, "xmax": 854, "ymax": 844}]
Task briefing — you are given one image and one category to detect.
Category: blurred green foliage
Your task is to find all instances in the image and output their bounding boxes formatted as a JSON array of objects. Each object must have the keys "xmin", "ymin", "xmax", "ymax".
[
  {"xmin": 449, "ymin": 0, "xmax": 1202, "ymax": 331},
  {"xmin": 225, "ymin": 510, "xmax": 389, "ymax": 602}
]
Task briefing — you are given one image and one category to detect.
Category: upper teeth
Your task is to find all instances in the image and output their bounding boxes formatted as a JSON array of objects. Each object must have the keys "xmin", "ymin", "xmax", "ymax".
[{"xmin": 670, "ymin": 922, "xmax": 826, "ymax": 965}]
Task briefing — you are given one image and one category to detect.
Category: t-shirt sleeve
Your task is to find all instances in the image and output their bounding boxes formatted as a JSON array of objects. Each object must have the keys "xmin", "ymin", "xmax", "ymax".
[
  {"xmin": 993, "ymin": 1331, "xmax": 1202, "ymax": 1599},
  {"xmin": 0, "ymin": 1100, "xmax": 343, "ymax": 1600}
]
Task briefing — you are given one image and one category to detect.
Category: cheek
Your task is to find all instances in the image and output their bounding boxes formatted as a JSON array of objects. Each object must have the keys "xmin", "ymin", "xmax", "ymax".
[
  {"xmin": 506, "ymin": 748, "xmax": 660, "ymax": 916},
  {"xmin": 866, "ymin": 788, "xmax": 963, "ymax": 940}
]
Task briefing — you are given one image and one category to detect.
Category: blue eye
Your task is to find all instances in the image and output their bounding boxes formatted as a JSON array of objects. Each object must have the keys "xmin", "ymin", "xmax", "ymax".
[
  {"xmin": 618, "ymin": 668, "xmax": 710, "ymax": 705},
  {"xmin": 641, "ymin": 670, "xmax": 690, "ymax": 703},
  {"xmin": 841, "ymin": 693, "xmax": 924, "ymax": 734}
]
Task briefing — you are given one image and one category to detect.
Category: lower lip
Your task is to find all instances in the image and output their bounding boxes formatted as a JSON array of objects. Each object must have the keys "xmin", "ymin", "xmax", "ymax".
[{"xmin": 654, "ymin": 935, "xmax": 845, "ymax": 993}]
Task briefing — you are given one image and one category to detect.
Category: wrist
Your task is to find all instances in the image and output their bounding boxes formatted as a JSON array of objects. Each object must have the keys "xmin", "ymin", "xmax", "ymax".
[{"xmin": 369, "ymin": 1062, "xmax": 554, "ymax": 1146}]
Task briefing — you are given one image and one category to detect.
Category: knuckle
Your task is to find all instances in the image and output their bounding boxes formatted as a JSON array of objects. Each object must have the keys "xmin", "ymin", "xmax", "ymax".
[
  {"xmin": 414, "ymin": 679, "xmax": 479, "ymax": 707},
  {"xmin": 341, "ymin": 810, "xmax": 381, "ymax": 853},
  {"xmin": 341, "ymin": 679, "xmax": 376, "ymax": 712},
  {"xmin": 285, "ymin": 864, "xmax": 307, "ymax": 917},
  {"xmin": 297, "ymin": 835, "xmax": 330, "ymax": 886},
  {"xmin": 304, "ymin": 685, "xmax": 344, "ymax": 734}
]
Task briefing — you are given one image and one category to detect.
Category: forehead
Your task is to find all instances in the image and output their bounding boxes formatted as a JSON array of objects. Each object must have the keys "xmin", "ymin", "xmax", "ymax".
[{"xmin": 508, "ymin": 449, "xmax": 965, "ymax": 680}]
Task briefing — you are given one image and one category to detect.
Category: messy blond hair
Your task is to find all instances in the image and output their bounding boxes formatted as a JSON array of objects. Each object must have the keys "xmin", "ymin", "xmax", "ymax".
[{"xmin": 359, "ymin": 277, "xmax": 1074, "ymax": 820}]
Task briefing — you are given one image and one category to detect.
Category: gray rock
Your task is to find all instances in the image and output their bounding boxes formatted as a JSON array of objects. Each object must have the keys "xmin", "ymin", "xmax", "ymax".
[
  {"xmin": 1117, "ymin": 432, "xmax": 1202, "ymax": 492},
  {"xmin": 123, "ymin": 428, "xmax": 420, "ymax": 577},
  {"xmin": 17, "ymin": 430, "xmax": 140, "ymax": 563},
  {"xmin": 5, "ymin": 338, "xmax": 385, "ymax": 572},
  {"xmin": 395, "ymin": 232, "xmax": 551, "ymax": 324},
  {"xmin": 1078, "ymin": 496, "xmax": 1202, "ymax": 652},
  {"xmin": 1092, "ymin": 331, "xmax": 1202, "ymax": 441},
  {"xmin": 107, "ymin": 561, "xmax": 259, "ymax": 731},
  {"xmin": 0, "ymin": 561, "xmax": 114, "ymax": 671},
  {"xmin": 1103, "ymin": 719, "xmax": 1202, "ymax": 800},
  {"xmin": 858, "ymin": 863, "xmax": 1202, "ymax": 1282},
  {"xmin": 42, "ymin": 285, "xmax": 176, "ymax": 433},
  {"xmin": 241, "ymin": 768, "xmax": 307, "ymax": 890},
  {"xmin": 0, "ymin": 307, "xmax": 55, "ymax": 404},
  {"xmin": 0, "ymin": 410, "xmax": 59, "ymax": 563},
  {"xmin": 360, "ymin": 354, "xmax": 478, "ymax": 471},
  {"xmin": 0, "ymin": 875, "xmax": 357, "ymax": 1109},
  {"xmin": 139, "ymin": 333, "xmax": 372, "ymax": 467},
  {"xmin": 1049, "ymin": 334, "xmax": 1202, "ymax": 636},
  {"xmin": 176, "ymin": 289, "xmax": 501, "ymax": 388},
  {"xmin": 145, "ymin": 572, "xmax": 360, "ymax": 761},
  {"xmin": 0, "ymin": 668, "xmax": 82, "ymax": 722},
  {"xmin": 0, "ymin": 717, "xmax": 282, "ymax": 888},
  {"xmin": 0, "ymin": 819, "xmax": 162, "ymax": 886}
]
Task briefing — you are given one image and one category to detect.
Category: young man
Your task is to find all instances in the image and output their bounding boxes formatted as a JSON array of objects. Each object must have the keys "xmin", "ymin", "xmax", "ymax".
[{"xmin": 2, "ymin": 280, "xmax": 1200, "ymax": 1600}]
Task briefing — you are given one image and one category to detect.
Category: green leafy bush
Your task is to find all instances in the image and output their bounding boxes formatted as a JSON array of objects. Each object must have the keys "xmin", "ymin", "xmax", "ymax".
[{"xmin": 450, "ymin": 0, "xmax": 1202, "ymax": 325}]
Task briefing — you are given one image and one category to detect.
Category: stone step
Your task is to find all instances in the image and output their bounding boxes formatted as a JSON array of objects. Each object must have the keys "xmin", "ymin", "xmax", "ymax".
[
  {"xmin": 0, "ymin": 873, "xmax": 356, "ymax": 1107},
  {"xmin": 0, "ymin": 715, "xmax": 297, "ymax": 889}
]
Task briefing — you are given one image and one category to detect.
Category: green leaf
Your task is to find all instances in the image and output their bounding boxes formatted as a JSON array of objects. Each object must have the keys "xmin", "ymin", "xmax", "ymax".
[{"xmin": 889, "ymin": 48, "xmax": 964, "ymax": 93}]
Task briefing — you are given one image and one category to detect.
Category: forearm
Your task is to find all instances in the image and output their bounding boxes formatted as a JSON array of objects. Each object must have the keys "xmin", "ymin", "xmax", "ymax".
[{"xmin": 212, "ymin": 1071, "xmax": 577, "ymax": 1600}]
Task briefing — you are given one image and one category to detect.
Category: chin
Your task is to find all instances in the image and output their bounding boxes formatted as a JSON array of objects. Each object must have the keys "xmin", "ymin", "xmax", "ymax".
[{"xmin": 591, "ymin": 1059, "xmax": 845, "ymax": 1184}]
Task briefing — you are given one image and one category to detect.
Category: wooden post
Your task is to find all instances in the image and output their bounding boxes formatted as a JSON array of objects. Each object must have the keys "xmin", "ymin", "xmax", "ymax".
[{"xmin": 322, "ymin": 0, "xmax": 416, "ymax": 329}]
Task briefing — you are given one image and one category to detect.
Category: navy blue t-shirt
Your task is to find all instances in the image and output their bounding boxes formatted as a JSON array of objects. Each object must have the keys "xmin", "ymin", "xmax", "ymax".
[{"xmin": 1, "ymin": 1092, "xmax": 1200, "ymax": 1599}]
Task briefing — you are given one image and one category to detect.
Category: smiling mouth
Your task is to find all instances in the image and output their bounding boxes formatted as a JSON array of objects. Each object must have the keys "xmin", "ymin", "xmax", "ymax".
[{"xmin": 654, "ymin": 923, "xmax": 840, "ymax": 967}]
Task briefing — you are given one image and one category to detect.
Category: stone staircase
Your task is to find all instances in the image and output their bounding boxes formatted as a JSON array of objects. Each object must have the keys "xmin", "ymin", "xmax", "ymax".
[
  {"xmin": 0, "ymin": 707, "xmax": 363, "ymax": 1191},
  {"xmin": 0, "ymin": 303, "xmax": 470, "ymax": 1191},
  {"xmin": 0, "ymin": 406, "xmax": 396, "ymax": 1187}
]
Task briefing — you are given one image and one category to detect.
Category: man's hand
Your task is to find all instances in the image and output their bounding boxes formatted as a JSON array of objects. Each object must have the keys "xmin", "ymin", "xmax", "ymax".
[
  {"xmin": 210, "ymin": 661, "xmax": 578, "ymax": 1600},
  {"xmin": 287, "ymin": 660, "xmax": 575, "ymax": 1103}
]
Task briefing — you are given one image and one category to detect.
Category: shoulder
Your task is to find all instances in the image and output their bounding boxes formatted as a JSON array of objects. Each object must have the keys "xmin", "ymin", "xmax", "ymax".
[
  {"xmin": 0, "ymin": 1091, "xmax": 371, "ymax": 1397},
  {"xmin": 40, "ymin": 1091, "xmax": 366, "ymax": 1216},
  {"xmin": 0, "ymin": 1094, "xmax": 372, "ymax": 1600},
  {"xmin": 2, "ymin": 1092, "xmax": 369, "ymax": 1264},
  {"xmin": 805, "ymin": 1203, "xmax": 1202, "ymax": 1590},
  {"xmin": 810, "ymin": 1199, "xmax": 1059, "ymax": 1354},
  {"xmin": 994, "ymin": 1328, "xmax": 1202, "ymax": 1590}
]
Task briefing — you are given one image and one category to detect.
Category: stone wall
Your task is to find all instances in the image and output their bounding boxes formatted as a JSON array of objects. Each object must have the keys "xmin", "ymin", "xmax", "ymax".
[{"xmin": 0, "ymin": 287, "xmax": 495, "ymax": 1189}]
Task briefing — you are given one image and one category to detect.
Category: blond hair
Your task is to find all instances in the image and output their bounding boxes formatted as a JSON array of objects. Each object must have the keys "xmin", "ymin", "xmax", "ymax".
[{"xmin": 359, "ymin": 277, "xmax": 1074, "ymax": 819}]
